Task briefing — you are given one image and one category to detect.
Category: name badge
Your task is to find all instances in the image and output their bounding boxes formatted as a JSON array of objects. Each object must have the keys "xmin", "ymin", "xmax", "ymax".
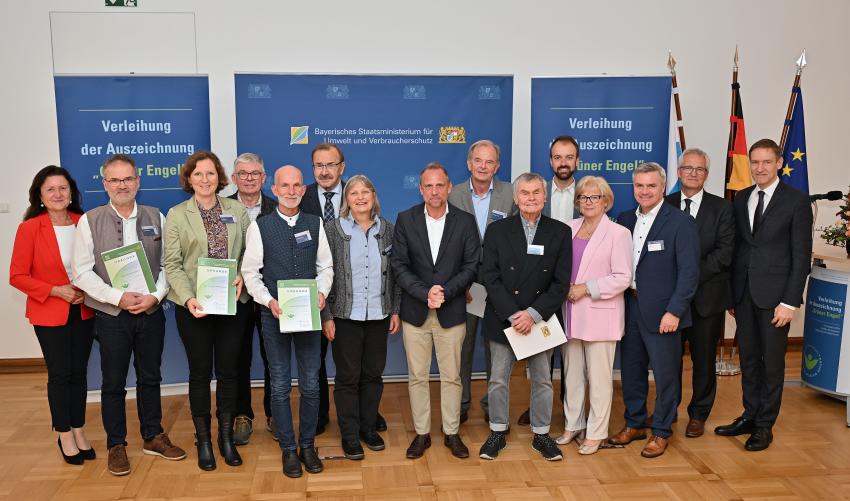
[
  {"xmin": 219, "ymin": 214, "xmax": 236, "ymax": 224},
  {"xmin": 490, "ymin": 210, "xmax": 507, "ymax": 221},
  {"xmin": 383, "ymin": 244, "xmax": 393, "ymax": 255},
  {"xmin": 294, "ymin": 230, "xmax": 312, "ymax": 244},
  {"xmin": 527, "ymin": 244, "xmax": 544, "ymax": 255},
  {"xmin": 648, "ymin": 240, "xmax": 665, "ymax": 252},
  {"xmin": 141, "ymin": 225, "xmax": 158, "ymax": 236}
]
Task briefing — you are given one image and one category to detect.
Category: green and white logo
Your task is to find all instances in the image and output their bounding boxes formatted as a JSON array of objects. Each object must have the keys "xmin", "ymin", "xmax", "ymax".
[{"xmin": 802, "ymin": 344, "xmax": 822, "ymax": 378}]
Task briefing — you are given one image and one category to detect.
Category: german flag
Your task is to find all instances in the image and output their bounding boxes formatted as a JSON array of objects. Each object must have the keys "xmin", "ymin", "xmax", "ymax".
[{"xmin": 725, "ymin": 81, "xmax": 751, "ymax": 199}]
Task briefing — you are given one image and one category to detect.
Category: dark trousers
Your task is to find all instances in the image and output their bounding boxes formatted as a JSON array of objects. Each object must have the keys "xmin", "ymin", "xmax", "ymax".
[
  {"xmin": 260, "ymin": 309, "xmax": 321, "ymax": 451},
  {"xmin": 680, "ymin": 307, "xmax": 724, "ymax": 421},
  {"xmin": 174, "ymin": 305, "xmax": 242, "ymax": 418},
  {"xmin": 331, "ymin": 317, "xmax": 389, "ymax": 441},
  {"xmin": 235, "ymin": 300, "xmax": 271, "ymax": 419},
  {"xmin": 95, "ymin": 308, "xmax": 166, "ymax": 448},
  {"xmin": 319, "ymin": 334, "xmax": 330, "ymax": 424},
  {"xmin": 735, "ymin": 284, "xmax": 790, "ymax": 428},
  {"xmin": 461, "ymin": 313, "xmax": 492, "ymax": 414},
  {"xmin": 33, "ymin": 304, "xmax": 94, "ymax": 432},
  {"xmin": 621, "ymin": 294, "xmax": 682, "ymax": 438}
]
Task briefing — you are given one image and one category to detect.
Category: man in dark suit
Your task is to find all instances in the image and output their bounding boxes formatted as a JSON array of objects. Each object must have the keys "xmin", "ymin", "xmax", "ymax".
[
  {"xmin": 665, "ymin": 148, "xmax": 735, "ymax": 438},
  {"xmin": 228, "ymin": 153, "xmax": 278, "ymax": 445},
  {"xmin": 609, "ymin": 162, "xmax": 699, "ymax": 458},
  {"xmin": 477, "ymin": 172, "xmax": 571, "ymax": 461},
  {"xmin": 714, "ymin": 138, "xmax": 813, "ymax": 451},
  {"xmin": 447, "ymin": 139, "xmax": 517, "ymax": 424},
  {"xmin": 298, "ymin": 143, "xmax": 349, "ymax": 435},
  {"xmin": 391, "ymin": 162, "xmax": 480, "ymax": 459}
]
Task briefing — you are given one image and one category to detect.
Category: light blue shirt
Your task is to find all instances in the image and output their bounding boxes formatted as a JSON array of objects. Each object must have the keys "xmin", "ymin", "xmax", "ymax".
[
  {"xmin": 341, "ymin": 215, "xmax": 385, "ymax": 321},
  {"xmin": 470, "ymin": 179, "xmax": 493, "ymax": 238}
]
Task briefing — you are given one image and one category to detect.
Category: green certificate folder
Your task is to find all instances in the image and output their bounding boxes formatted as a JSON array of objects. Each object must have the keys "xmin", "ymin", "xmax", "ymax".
[
  {"xmin": 196, "ymin": 258, "xmax": 237, "ymax": 315},
  {"xmin": 101, "ymin": 242, "xmax": 156, "ymax": 294},
  {"xmin": 277, "ymin": 279, "xmax": 321, "ymax": 332}
]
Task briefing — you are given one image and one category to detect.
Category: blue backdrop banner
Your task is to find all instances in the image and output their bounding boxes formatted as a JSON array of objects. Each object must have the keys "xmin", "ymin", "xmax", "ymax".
[
  {"xmin": 802, "ymin": 268, "xmax": 850, "ymax": 393},
  {"xmin": 54, "ymin": 75, "xmax": 210, "ymax": 389},
  {"xmin": 235, "ymin": 74, "xmax": 514, "ymax": 377},
  {"xmin": 530, "ymin": 76, "xmax": 672, "ymax": 217}
]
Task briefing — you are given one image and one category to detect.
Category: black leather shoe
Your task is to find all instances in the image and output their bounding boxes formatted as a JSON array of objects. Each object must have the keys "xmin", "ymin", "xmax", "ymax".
[
  {"xmin": 192, "ymin": 416, "xmax": 216, "ymax": 471},
  {"xmin": 299, "ymin": 446, "xmax": 324, "ymax": 473},
  {"xmin": 360, "ymin": 430, "xmax": 385, "ymax": 451},
  {"xmin": 406, "ymin": 434, "xmax": 431, "ymax": 459},
  {"xmin": 375, "ymin": 413, "xmax": 387, "ymax": 432},
  {"xmin": 217, "ymin": 414, "xmax": 243, "ymax": 466},
  {"xmin": 342, "ymin": 439, "xmax": 365, "ymax": 460},
  {"xmin": 57, "ymin": 437, "xmax": 84, "ymax": 465},
  {"xmin": 78, "ymin": 447, "xmax": 96, "ymax": 461},
  {"xmin": 714, "ymin": 416, "xmax": 755, "ymax": 437},
  {"xmin": 282, "ymin": 449, "xmax": 302, "ymax": 478},
  {"xmin": 744, "ymin": 427, "xmax": 773, "ymax": 451},
  {"xmin": 444, "ymin": 434, "xmax": 469, "ymax": 459}
]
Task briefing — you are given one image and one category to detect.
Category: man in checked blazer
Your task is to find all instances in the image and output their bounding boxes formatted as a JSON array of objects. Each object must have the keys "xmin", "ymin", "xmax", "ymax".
[
  {"xmin": 665, "ymin": 148, "xmax": 735, "ymax": 439},
  {"xmin": 448, "ymin": 139, "xmax": 517, "ymax": 423},
  {"xmin": 714, "ymin": 138, "xmax": 813, "ymax": 451}
]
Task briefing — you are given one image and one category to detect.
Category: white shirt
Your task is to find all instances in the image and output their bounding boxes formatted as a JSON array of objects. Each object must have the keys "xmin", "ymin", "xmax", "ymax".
[
  {"xmin": 237, "ymin": 192, "xmax": 263, "ymax": 222},
  {"xmin": 424, "ymin": 204, "xmax": 448, "ymax": 264},
  {"xmin": 72, "ymin": 202, "xmax": 169, "ymax": 306},
  {"xmin": 54, "ymin": 225, "xmax": 76, "ymax": 281},
  {"xmin": 550, "ymin": 178, "xmax": 575, "ymax": 224},
  {"xmin": 680, "ymin": 189, "xmax": 704, "ymax": 218},
  {"xmin": 631, "ymin": 200, "xmax": 664, "ymax": 289},
  {"xmin": 746, "ymin": 177, "xmax": 796, "ymax": 310},
  {"xmin": 747, "ymin": 177, "xmax": 780, "ymax": 229},
  {"xmin": 318, "ymin": 183, "xmax": 342, "ymax": 218},
  {"xmin": 242, "ymin": 210, "xmax": 334, "ymax": 308}
]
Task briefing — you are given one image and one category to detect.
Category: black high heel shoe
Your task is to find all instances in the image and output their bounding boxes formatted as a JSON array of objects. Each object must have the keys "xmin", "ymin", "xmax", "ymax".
[
  {"xmin": 78, "ymin": 446, "xmax": 96, "ymax": 460},
  {"xmin": 58, "ymin": 437, "xmax": 84, "ymax": 465}
]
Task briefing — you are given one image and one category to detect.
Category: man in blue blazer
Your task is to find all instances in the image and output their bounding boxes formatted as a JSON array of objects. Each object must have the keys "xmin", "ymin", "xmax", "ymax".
[{"xmin": 609, "ymin": 162, "xmax": 699, "ymax": 458}]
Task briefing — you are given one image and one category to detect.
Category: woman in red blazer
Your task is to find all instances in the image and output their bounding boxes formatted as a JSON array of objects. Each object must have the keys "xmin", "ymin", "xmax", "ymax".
[{"xmin": 9, "ymin": 166, "xmax": 95, "ymax": 465}]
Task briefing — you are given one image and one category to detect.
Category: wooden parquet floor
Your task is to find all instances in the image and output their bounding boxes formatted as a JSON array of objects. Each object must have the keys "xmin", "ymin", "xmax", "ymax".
[{"xmin": 1, "ymin": 351, "xmax": 849, "ymax": 500}]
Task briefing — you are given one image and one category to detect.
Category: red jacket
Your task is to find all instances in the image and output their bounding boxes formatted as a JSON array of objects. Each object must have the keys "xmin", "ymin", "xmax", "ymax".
[{"xmin": 9, "ymin": 212, "xmax": 93, "ymax": 326}]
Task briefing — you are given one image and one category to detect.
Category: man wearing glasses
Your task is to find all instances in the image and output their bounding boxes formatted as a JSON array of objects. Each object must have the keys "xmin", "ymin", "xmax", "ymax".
[
  {"xmin": 299, "ymin": 143, "xmax": 351, "ymax": 435},
  {"xmin": 664, "ymin": 149, "xmax": 734, "ymax": 439},
  {"xmin": 227, "ymin": 153, "xmax": 278, "ymax": 445},
  {"xmin": 72, "ymin": 154, "xmax": 186, "ymax": 476}
]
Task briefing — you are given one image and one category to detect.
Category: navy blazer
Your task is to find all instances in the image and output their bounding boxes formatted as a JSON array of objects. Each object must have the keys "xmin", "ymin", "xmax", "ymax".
[
  {"xmin": 617, "ymin": 202, "xmax": 700, "ymax": 332},
  {"xmin": 665, "ymin": 191, "xmax": 735, "ymax": 316},
  {"xmin": 731, "ymin": 181, "xmax": 812, "ymax": 309},
  {"xmin": 391, "ymin": 203, "xmax": 481, "ymax": 328},
  {"xmin": 479, "ymin": 215, "xmax": 572, "ymax": 345},
  {"xmin": 300, "ymin": 181, "xmax": 345, "ymax": 219}
]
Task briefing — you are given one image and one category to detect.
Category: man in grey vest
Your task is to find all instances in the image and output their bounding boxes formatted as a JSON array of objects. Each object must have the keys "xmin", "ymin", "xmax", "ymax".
[
  {"xmin": 447, "ymin": 139, "xmax": 517, "ymax": 423},
  {"xmin": 242, "ymin": 165, "xmax": 334, "ymax": 478},
  {"xmin": 72, "ymin": 154, "xmax": 186, "ymax": 476}
]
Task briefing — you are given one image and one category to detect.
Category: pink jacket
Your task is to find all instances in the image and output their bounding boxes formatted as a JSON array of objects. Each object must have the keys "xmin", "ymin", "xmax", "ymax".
[{"xmin": 565, "ymin": 216, "xmax": 633, "ymax": 341}]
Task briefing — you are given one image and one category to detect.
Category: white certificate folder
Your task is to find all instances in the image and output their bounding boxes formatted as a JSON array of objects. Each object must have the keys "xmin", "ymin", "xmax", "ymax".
[
  {"xmin": 277, "ymin": 279, "xmax": 321, "ymax": 333},
  {"xmin": 503, "ymin": 315, "xmax": 567, "ymax": 360}
]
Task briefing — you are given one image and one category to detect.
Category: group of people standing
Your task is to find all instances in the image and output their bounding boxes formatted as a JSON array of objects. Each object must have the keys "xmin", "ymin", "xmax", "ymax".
[{"xmin": 9, "ymin": 134, "xmax": 812, "ymax": 479}]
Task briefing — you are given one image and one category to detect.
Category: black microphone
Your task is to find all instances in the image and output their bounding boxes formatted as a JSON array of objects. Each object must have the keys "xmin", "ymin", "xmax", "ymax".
[{"xmin": 810, "ymin": 191, "xmax": 844, "ymax": 202}]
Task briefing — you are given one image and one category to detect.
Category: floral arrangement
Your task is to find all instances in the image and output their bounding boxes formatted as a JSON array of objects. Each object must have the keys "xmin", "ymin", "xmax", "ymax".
[{"xmin": 820, "ymin": 186, "xmax": 850, "ymax": 248}]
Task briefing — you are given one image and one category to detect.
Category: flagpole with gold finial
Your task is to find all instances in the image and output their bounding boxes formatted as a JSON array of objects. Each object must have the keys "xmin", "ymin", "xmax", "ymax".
[
  {"xmin": 779, "ymin": 50, "xmax": 807, "ymax": 152},
  {"xmin": 668, "ymin": 51, "xmax": 686, "ymax": 150},
  {"xmin": 724, "ymin": 46, "xmax": 740, "ymax": 201}
]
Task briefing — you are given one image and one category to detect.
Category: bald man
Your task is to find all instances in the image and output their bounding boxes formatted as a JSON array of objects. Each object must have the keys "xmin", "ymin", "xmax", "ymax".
[{"xmin": 242, "ymin": 165, "xmax": 334, "ymax": 478}]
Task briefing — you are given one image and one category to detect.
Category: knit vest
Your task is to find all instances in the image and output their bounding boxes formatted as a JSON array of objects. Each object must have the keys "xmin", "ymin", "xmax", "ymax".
[
  {"xmin": 257, "ymin": 211, "xmax": 321, "ymax": 299},
  {"xmin": 85, "ymin": 204, "xmax": 163, "ymax": 316}
]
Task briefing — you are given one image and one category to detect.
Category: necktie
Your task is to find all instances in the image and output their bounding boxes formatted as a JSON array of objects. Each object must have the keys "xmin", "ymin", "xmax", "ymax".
[
  {"xmin": 752, "ymin": 190, "xmax": 765, "ymax": 235},
  {"xmin": 683, "ymin": 198, "xmax": 693, "ymax": 217},
  {"xmin": 323, "ymin": 191, "xmax": 335, "ymax": 223}
]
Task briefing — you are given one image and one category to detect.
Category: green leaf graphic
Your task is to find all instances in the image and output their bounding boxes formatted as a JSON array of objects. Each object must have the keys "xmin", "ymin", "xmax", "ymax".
[{"xmin": 805, "ymin": 354, "xmax": 818, "ymax": 370}]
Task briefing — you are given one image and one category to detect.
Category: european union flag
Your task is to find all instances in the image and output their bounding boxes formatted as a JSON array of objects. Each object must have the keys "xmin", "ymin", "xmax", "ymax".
[{"xmin": 781, "ymin": 87, "xmax": 809, "ymax": 194}]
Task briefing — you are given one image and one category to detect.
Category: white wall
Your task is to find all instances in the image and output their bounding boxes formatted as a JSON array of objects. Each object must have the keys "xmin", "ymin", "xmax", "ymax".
[{"xmin": 2, "ymin": 0, "xmax": 848, "ymax": 358}]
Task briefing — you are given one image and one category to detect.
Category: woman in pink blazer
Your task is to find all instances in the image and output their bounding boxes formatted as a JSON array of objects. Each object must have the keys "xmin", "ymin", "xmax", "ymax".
[{"xmin": 555, "ymin": 176, "xmax": 632, "ymax": 455}]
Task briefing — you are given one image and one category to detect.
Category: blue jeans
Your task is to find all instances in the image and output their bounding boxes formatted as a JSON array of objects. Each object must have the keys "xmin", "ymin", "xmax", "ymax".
[{"xmin": 260, "ymin": 308, "xmax": 321, "ymax": 451}]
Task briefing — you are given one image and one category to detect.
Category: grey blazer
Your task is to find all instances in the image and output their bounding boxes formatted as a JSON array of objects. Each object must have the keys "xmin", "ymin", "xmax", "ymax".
[
  {"xmin": 448, "ymin": 177, "xmax": 518, "ymax": 241},
  {"xmin": 321, "ymin": 216, "xmax": 401, "ymax": 321}
]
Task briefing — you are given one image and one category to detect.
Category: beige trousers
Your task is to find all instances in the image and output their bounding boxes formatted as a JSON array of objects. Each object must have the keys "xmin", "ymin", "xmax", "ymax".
[
  {"xmin": 402, "ymin": 310, "xmax": 466, "ymax": 435},
  {"xmin": 562, "ymin": 339, "xmax": 617, "ymax": 440}
]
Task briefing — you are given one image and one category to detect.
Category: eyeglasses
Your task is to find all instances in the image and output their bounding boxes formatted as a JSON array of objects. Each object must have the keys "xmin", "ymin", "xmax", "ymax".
[
  {"xmin": 678, "ymin": 166, "xmax": 708, "ymax": 175},
  {"xmin": 104, "ymin": 176, "xmax": 138, "ymax": 186},
  {"xmin": 577, "ymin": 194, "xmax": 603, "ymax": 204},
  {"xmin": 471, "ymin": 158, "xmax": 497, "ymax": 168},
  {"xmin": 314, "ymin": 162, "xmax": 342, "ymax": 171},
  {"xmin": 235, "ymin": 171, "xmax": 263, "ymax": 180}
]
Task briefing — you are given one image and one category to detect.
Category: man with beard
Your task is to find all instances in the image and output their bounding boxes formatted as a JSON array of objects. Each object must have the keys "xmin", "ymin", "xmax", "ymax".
[{"xmin": 242, "ymin": 165, "xmax": 334, "ymax": 477}]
